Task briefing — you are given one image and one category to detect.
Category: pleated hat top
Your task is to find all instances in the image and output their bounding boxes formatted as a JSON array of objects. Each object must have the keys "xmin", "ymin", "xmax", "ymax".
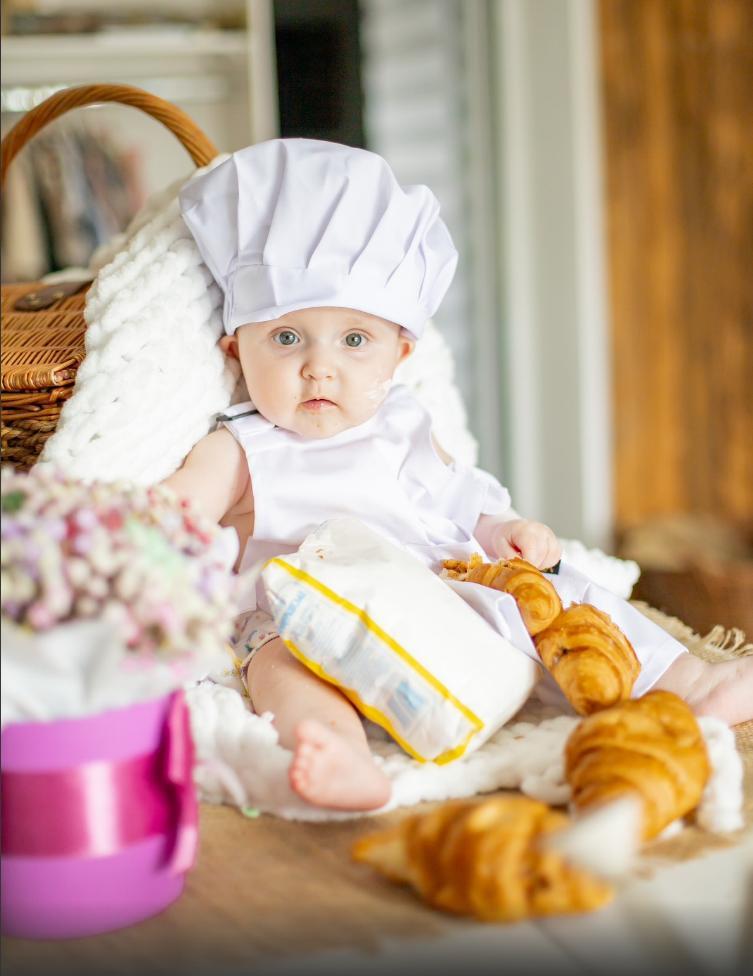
[{"xmin": 179, "ymin": 138, "xmax": 458, "ymax": 338}]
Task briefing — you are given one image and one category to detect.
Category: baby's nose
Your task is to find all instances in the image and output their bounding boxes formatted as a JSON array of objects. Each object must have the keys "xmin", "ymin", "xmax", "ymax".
[{"xmin": 302, "ymin": 353, "xmax": 335, "ymax": 381}]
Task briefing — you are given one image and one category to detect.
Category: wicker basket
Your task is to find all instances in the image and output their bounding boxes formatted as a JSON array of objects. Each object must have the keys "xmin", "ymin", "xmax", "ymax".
[{"xmin": 1, "ymin": 84, "xmax": 219, "ymax": 470}]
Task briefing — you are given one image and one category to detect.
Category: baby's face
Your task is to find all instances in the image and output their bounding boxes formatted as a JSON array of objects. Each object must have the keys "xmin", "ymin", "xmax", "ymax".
[{"xmin": 223, "ymin": 307, "xmax": 414, "ymax": 438}]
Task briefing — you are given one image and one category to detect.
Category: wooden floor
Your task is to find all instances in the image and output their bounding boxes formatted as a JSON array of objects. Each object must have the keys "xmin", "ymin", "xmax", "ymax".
[
  {"xmin": 3, "ymin": 724, "xmax": 752, "ymax": 976},
  {"xmin": 1, "ymin": 803, "xmax": 486, "ymax": 976}
]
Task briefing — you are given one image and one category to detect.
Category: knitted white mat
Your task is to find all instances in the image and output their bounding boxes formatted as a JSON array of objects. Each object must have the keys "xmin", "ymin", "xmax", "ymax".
[{"xmin": 186, "ymin": 610, "xmax": 747, "ymax": 832}]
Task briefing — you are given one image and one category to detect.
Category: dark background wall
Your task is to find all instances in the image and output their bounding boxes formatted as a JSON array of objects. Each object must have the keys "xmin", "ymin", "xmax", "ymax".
[{"xmin": 274, "ymin": 0, "xmax": 364, "ymax": 147}]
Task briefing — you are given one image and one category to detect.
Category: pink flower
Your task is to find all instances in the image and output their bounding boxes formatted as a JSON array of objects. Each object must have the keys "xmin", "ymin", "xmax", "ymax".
[
  {"xmin": 27, "ymin": 601, "xmax": 55, "ymax": 630},
  {"xmin": 1, "ymin": 466, "xmax": 239, "ymax": 664}
]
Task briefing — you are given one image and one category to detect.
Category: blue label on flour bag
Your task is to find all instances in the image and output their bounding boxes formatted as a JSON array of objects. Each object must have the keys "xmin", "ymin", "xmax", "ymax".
[{"xmin": 388, "ymin": 680, "xmax": 427, "ymax": 726}]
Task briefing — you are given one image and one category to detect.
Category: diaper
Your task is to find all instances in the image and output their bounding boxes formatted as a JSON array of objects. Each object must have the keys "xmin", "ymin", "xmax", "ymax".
[
  {"xmin": 261, "ymin": 518, "xmax": 538, "ymax": 764},
  {"xmin": 231, "ymin": 608, "xmax": 281, "ymax": 704}
]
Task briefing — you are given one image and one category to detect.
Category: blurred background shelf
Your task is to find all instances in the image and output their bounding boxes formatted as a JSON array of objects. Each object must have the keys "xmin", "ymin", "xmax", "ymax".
[
  {"xmin": 0, "ymin": 3, "xmax": 278, "ymax": 195},
  {"xmin": 1, "ymin": 28, "xmax": 266, "ymax": 194}
]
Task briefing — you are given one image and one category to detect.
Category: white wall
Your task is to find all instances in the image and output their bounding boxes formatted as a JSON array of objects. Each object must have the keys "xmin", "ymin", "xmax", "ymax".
[{"xmin": 492, "ymin": 0, "xmax": 612, "ymax": 547}]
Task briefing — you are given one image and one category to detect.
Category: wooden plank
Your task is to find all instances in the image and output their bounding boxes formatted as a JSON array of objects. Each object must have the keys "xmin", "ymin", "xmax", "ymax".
[
  {"xmin": 0, "ymin": 801, "xmax": 567, "ymax": 975},
  {"xmin": 598, "ymin": 0, "xmax": 753, "ymax": 529}
]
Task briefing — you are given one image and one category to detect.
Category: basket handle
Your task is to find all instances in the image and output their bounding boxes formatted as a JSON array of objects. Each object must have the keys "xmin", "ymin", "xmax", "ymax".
[{"xmin": 1, "ymin": 83, "xmax": 220, "ymax": 187}]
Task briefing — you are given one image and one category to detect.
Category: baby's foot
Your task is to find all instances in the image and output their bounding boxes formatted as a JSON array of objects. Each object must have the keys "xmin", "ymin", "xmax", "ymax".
[
  {"xmin": 288, "ymin": 719, "xmax": 392, "ymax": 811},
  {"xmin": 691, "ymin": 657, "xmax": 753, "ymax": 726},
  {"xmin": 657, "ymin": 654, "xmax": 753, "ymax": 725}
]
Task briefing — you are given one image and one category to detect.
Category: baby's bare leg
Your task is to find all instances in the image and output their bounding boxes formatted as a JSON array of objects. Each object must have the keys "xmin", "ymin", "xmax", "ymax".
[
  {"xmin": 653, "ymin": 652, "xmax": 753, "ymax": 725},
  {"xmin": 246, "ymin": 638, "xmax": 391, "ymax": 811}
]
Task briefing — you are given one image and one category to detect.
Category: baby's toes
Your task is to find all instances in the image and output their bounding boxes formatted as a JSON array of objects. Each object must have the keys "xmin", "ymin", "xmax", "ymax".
[
  {"xmin": 289, "ymin": 748, "xmax": 312, "ymax": 789},
  {"xmin": 296, "ymin": 718, "xmax": 331, "ymax": 751},
  {"xmin": 288, "ymin": 766, "xmax": 307, "ymax": 796}
]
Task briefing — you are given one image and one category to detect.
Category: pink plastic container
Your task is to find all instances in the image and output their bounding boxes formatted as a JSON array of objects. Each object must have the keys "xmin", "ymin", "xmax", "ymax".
[{"xmin": 1, "ymin": 690, "xmax": 197, "ymax": 940}]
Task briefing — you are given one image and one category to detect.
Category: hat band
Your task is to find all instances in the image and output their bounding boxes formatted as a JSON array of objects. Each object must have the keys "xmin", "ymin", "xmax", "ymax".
[{"xmin": 225, "ymin": 264, "xmax": 428, "ymax": 339}]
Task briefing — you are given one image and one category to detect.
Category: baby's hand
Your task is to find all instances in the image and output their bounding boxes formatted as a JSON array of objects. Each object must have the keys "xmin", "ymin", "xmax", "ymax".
[{"xmin": 492, "ymin": 518, "xmax": 561, "ymax": 570}]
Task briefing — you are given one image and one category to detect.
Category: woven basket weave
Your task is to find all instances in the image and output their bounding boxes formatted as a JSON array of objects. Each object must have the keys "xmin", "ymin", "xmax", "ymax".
[{"xmin": 0, "ymin": 84, "xmax": 219, "ymax": 470}]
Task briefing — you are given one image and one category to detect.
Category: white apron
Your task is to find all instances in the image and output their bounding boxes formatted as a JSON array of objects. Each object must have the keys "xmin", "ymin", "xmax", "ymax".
[{"xmin": 221, "ymin": 384, "xmax": 685, "ymax": 699}]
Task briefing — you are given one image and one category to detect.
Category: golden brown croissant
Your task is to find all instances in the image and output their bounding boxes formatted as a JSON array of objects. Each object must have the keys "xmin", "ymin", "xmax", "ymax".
[
  {"xmin": 565, "ymin": 690, "xmax": 711, "ymax": 840},
  {"xmin": 442, "ymin": 554, "xmax": 562, "ymax": 636},
  {"xmin": 534, "ymin": 604, "xmax": 641, "ymax": 715},
  {"xmin": 352, "ymin": 796, "xmax": 613, "ymax": 922}
]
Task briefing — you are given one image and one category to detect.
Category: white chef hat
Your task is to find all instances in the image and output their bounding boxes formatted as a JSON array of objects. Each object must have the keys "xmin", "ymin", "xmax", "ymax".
[{"xmin": 178, "ymin": 139, "xmax": 457, "ymax": 339}]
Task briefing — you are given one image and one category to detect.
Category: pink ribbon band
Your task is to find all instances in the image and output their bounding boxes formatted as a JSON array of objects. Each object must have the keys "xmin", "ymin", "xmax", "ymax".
[{"xmin": 1, "ymin": 691, "xmax": 197, "ymax": 874}]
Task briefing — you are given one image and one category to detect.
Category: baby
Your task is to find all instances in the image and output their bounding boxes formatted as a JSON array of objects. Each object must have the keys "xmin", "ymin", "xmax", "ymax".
[{"xmin": 165, "ymin": 139, "xmax": 752, "ymax": 812}]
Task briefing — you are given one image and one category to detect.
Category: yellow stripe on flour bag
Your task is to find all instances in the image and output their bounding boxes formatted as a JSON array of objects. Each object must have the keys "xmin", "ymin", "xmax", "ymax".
[
  {"xmin": 266, "ymin": 558, "xmax": 483, "ymax": 763},
  {"xmin": 260, "ymin": 519, "xmax": 538, "ymax": 764}
]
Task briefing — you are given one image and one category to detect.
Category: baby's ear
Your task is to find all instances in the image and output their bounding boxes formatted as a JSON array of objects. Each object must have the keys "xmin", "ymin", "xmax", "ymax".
[
  {"xmin": 219, "ymin": 335, "xmax": 240, "ymax": 360},
  {"xmin": 398, "ymin": 330, "xmax": 415, "ymax": 363}
]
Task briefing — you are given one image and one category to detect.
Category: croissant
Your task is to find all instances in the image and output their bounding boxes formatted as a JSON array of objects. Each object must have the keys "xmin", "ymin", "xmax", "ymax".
[
  {"xmin": 443, "ymin": 554, "xmax": 562, "ymax": 636},
  {"xmin": 352, "ymin": 795, "xmax": 613, "ymax": 922},
  {"xmin": 565, "ymin": 690, "xmax": 711, "ymax": 840},
  {"xmin": 534, "ymin": 604, "xmax": 640, "ymax": 715}
]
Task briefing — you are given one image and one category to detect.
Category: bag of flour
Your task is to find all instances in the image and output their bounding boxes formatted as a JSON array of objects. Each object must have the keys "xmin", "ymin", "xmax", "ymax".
[{"xmin": 261, "ymin": 518, "xmax": 538, "ymax": 764}]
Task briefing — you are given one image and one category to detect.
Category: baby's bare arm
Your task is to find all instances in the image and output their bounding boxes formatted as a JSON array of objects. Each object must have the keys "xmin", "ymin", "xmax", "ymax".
[{"xmin": 162, "ymin": 428, "xmax": 249, "ymax": 524}]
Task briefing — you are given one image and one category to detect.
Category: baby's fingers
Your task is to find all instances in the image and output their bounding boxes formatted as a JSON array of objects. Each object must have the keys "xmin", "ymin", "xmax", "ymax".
[
  {"xmin": 494, "ymin": 537, "xmax": 520, "ymax": 560},
  {"xmin": 513, "ymin": 524, "xmax": 559, "ymax": 568},
  {"xmin": 542, "ymin": 538, "xmax": 562, "ymax": 571},
  {"xmin": 525, "ymin": 540, "xmax": 549, "ymax": 568},
  {"xmin": 510, "ymin": 530, "xmax": 545, "ymax": 566}
]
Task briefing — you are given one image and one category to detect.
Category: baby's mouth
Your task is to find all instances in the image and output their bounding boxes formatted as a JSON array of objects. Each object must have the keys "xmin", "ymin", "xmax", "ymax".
[{"xmin": 301, "ymin": 397, "xmax": 336, "ymax": 412}]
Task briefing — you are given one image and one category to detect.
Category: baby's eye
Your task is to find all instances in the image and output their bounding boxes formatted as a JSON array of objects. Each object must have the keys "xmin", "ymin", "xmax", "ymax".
[
  {"xmin": 344, "ymin": 332, "xmax": 367, "ymax": 348},
  {"xmin": 274, "ymin": 330, "xmax": 299, "ymax": 346}
]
